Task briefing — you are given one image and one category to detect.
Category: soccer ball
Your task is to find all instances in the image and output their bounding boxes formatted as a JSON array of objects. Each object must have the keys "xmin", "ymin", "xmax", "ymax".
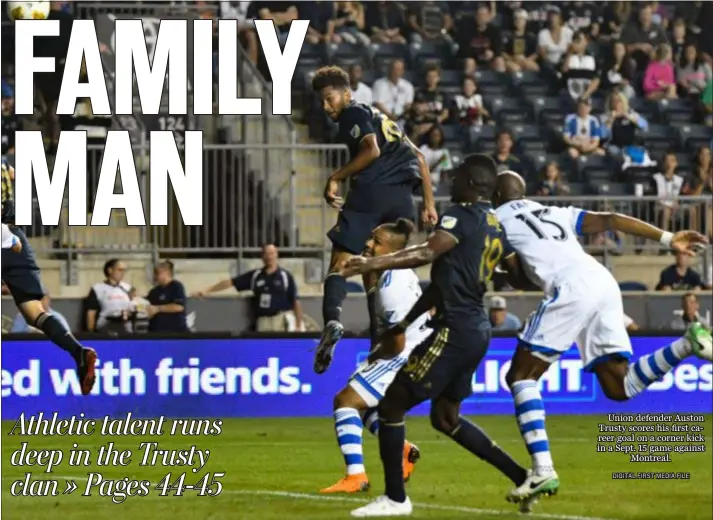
[{"xmin": 7, "ymin": 1, "xmax": 51, "ymax": 20}]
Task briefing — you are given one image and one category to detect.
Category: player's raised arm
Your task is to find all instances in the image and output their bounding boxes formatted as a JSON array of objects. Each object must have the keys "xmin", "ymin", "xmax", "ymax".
[
  {"xmin": 576, "ymin": 209, "xmax": 709, "ymax": 255},
  {"xmin": 404, "ymin": 136, "xmax": 438, "ymax": 227}
]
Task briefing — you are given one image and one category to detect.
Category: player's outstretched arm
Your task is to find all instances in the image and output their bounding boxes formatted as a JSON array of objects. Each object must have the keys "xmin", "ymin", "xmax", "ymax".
[
  {"xmin": 580, "ymin": 211, "xmax": 709, "ymax": 255},
  {"xmin": 404, "ymin": 136, "xmax": 438, "ymax": 227},
  {"xmin": 342, "ymin": 230, "xmax": 457, "ymax": 276},
  {"xmin": 330, "ymin": 134, "xmax": 380, "ymax": 182}
]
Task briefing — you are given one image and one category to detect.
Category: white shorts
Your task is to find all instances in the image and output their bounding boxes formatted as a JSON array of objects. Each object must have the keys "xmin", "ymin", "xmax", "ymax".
[
  {"xmin": 518, "ymin": 270, "xmax": 633, "ymax": 372},
  {"xmin": 349, "ymin": 356, "xmax": 408, "ymax": 408}
]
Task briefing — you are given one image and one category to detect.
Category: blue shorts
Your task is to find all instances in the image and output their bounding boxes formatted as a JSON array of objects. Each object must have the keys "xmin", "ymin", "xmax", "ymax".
[
  {"xmin": 396, "ymin": 326, "xmax": 491, "ymax": 403},
  {"xmin": 1, "ymin": 226, "xmax": 44, "ymax": 305},
  {"xmin": 327, "ymin": 184, "xmax": 414, "ymax": 254}
]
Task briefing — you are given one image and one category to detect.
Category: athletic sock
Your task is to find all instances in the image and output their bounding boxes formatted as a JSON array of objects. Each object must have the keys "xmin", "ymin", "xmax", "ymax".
[
  {"xmin": 323, "ymin": 274, "xmax": 347, "ymax": 324},
  {"xmin": 449, "ymin": 417, "xmax": 528, "ymax": 485},
  {"xmin": 363, "ymin": 408, "xmax": 380, "ymax": 435},
  {"xmin": 366, "ymin": 288, "xmax": 378, "ymax": 345},
  {"xmin": 511, "ymin": 380, "xmax": 554, "ymax": 477},
  {"xmin": 35, "ymin": 313, "xmax": 83, "ymax": 361},
  {"xmin": 379, "ymin": 421, "xmax": 406, "ymax": 503},
  {"xmin": 334, "ymin": 408, "xmax": 365, "ymax": 475},
  {"xmin": 624, "ymin": 337, "xmax": 691, "ymax": 399}
]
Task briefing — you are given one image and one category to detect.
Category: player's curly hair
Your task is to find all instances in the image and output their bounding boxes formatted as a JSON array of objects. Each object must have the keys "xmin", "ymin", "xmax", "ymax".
[
  {"xmin": 383, "ymin": 218, "xmax": 415, "ymax": 245},
  {"xmin": 311, "ymin": 66, "xmax": 350, "ymax": 92}
]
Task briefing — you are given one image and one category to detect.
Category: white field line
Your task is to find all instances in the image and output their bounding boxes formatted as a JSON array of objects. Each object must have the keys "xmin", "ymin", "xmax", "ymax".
[{"xmin": 42, "ymin": 474, "xmax": 619, "ymax": 520}]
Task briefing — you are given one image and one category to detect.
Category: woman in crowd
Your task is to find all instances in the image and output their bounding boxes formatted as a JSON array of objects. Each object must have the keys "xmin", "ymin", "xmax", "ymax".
[
  {"xmin": 643, "ymin": 44, "xmax": 677, "ymax": 101},
  {"xmin": 683, "ymin": 145, "xmax": 713, "ymax": 240},
  {"xmin": 418, "ymin": 125, "xmax": 452, "ymax": 190},
  {"xmin": 600, "ymin": 90, "xmax": 649, "ymax": 156},
  {"xmin": 535, "ymin": 161, "xmax": 570, "ymax": 196},
  {"xmin": 602, "ymin": 41, "xmax": 636, "ymax": 99},
  {"xmin": 452, "ymin": 76, "xmax": 489, "ymax": 127},
  {"xmin": 677, "ymin": 43, "xmax": 712, "ymax": 100}
]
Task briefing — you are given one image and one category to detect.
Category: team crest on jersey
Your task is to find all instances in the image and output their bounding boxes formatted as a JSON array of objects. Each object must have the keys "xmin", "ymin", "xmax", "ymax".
[
  {"xmin": 350, "ymin": 125, "xmax": 361, "ymax": 139},
  {"xmin": 440, "ymin": 216, "xmax": 458, "ymax": 229}
]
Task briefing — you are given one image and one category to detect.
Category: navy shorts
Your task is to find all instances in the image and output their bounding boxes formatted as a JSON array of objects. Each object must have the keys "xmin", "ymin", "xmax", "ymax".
[
  {"xmin": 327, "ymin": 184, "xmax": 414, "ymax": 255},
  {"xmin": 1, "ymin": 226, "xmax": 45, "ymax": 305},
  {"xmin": 396, "ymin": 326, "xmax": 491, "ymax": 404}
]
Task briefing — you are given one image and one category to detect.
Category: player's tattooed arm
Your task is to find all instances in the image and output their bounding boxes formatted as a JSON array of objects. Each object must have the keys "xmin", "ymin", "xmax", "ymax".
[
  {"xmin": 330, "ymin": 134, "xmax": 380, "ymax": 182},
  {"xmin": 343, "ymin": 230, "xmax": 456, "ymax": 275},
  {"xmin": 580, "ymin": 211, "xmax": 709, "ymax": 255}
]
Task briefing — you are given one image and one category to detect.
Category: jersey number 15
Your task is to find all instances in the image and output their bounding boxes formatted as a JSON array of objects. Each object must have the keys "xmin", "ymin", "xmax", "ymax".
[{"xmin": 515, "ymin": 209, "xmax": 568, "ymax": 241}]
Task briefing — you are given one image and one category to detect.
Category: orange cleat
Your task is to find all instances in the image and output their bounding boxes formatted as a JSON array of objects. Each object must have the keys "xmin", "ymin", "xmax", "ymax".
[
  {"xmin": 403, "ymin": 441, "xmax": 421, "ymax": 482},
  {"xmin": 320, "ymin": 473, "xmax": 370, "ymax": 494}
]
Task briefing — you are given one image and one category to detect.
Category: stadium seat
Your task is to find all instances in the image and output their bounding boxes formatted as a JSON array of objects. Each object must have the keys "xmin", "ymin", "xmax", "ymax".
[
  {"xmin": 439, "ymin": 69, "xmax": 462, "ymax": 88},
  {"xmin": 441, "ymin": 124, "xmax": 464, "ymax": 146},
  {"xmin": 371, "ymin": 42, "xmax": 408, "ymax": 62},
  {"xmin": 511, "ymin": 124, "xmax": 548, "ymax": 153},
  {"xmin": 619, "ymin": 281, "xmax": 648, "ymax": 291},
  {"xmin": 330, "ymin": 42, "xmax": 365, "ymax": 62},
  {"xmin": 527, "ymin": 96, "xmax": 566, "ymax": 124},
  {"xmin": 643, "ymin": 124, "xmax": 679, "ymax": 152},
  {"xmin": 511, "ymin": 70, "xmax": 551, "ymax": 97},
  {"xmin": 467, "ymin": 125, "xmax": 497, "ymax": 151},
  {"xmin": 410, "ymin": 41, "xmax": 445, "ymax": 66},
  {"xmin": 629, "ymin": 97, "xmax": 658, "ymax": 122},
  {"xmin": 679, "ymin": 124, "xmax": 713, "ymax": 152},
  {"xmin": 345, "ymin": 281, "xmax": 364, "ymax": 293}
]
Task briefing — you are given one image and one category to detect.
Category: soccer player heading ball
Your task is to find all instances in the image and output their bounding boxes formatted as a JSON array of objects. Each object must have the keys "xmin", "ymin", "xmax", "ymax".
[{"xmin": 310, "ymin": 66, "xmax": 438, "ymax": 374}]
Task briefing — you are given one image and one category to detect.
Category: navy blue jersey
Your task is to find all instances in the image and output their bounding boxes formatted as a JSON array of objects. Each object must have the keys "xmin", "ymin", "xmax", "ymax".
[
  {"xmin": 336, "ymin": 102, "xmax": 420, "ymax": 187},
  {"xmin": 430, "ymin": 202, "xmax": 512, "ymax": 332},
  {"xmin": 1, "ymin": 159, "xmax": 14, "ymax": 224}
]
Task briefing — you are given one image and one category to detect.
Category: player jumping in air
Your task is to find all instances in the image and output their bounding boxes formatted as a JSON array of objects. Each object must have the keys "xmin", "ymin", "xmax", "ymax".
[
  {"xmin": 492, "ymin": 171, "xmax": 712, "ymax": 504},
  {"xmin": 1, "ymin": 159, "xmax": 97, "ymax": 394},
  {"xmin": 320, "ymin": 219, "xmax": 427, "ymax": 494},
  {"xmin": 310, "ymin": 66, "xmax": 438, "ymax": 374},
  {"xmin": 343, "ymin": 155, "xmax": 533, "ymax": 517}
]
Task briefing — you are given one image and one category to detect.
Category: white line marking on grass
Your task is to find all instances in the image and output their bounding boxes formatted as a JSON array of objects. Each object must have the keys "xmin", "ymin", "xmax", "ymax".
[{"xmin": 55, "ymin": 475, "xmax": 618, "ymax": 520}]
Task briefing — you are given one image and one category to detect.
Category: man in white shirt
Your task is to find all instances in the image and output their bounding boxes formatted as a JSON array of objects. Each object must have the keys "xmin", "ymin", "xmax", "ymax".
[
  {"xmin": 320, "ymin": 219, "xmax": 430, "ymax": 495},
  {"xmin": 349, "ymin": 64, "xmax": 373, "ymax": 106},
  {"xmin": 1, "ymin": 222, "xmax": 21, "ymax": 252},
  {"xmin": 372, "ymin": 59, "xmax": 414, "ymax": 122},
  {"xmin": 493, "ymin": 171, "xmax": 711, "ymax": 505}
]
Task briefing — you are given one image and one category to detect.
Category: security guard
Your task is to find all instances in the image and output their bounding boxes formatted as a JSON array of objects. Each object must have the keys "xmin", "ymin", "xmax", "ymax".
[{"xmin": 193, "ymin": 244, "xmax": 303, "ymax": 332}]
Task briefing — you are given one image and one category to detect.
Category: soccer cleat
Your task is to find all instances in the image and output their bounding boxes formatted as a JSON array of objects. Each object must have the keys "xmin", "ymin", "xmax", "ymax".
[
  {"xmin": 519, "ymin": 495, "xmax": 539, "ymax": 514},
  {"xmin": 687, "ymin": 322, "xmax": 712, "ymax": 361},
  {"xmin": 402, "ymin": 442, "xmax": 420, "ymax": 482},
  {"xmin": 314, "ymin": 320, "xmax": 344, "ymax": 374},
  {"xmin": 351, "ymin": 495, "xmax": 413, "ymax": 517},
  {"xmin": 320, "ymin": 473, "xmax": 370, "ymax": 494},
  {"xmin": 76, "ymin": 348, "xmax": 97, "ymax": 396},
  {"xmin": 506, "ymin": 471, "xmax": 559, "ymax": 503}
]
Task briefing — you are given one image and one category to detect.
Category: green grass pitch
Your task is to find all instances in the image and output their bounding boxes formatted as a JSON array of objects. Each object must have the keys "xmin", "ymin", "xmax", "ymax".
[{"xmin": 2, "ymin": 415, "xmax": 711, "ymax": 520}]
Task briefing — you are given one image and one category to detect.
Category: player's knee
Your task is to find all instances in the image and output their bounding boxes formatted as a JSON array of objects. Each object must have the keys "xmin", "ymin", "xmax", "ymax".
[
  {"xmin": 505, "ymin": 365, "xmax": 530, "ymax": 388},
  {"xmin": 601, "ymin": 382, "xmax": 628, "ymax": 402},
  {"xmin": 377, "ymin": 396, "xmax": 402, "ymax": 423},
  {"xmin": 333, "ymin": 387, "xmax": 363, "ymax": 410},
  {"xmin": 429, "ymin": 403, "xmax": 459, "ymax": 434}
]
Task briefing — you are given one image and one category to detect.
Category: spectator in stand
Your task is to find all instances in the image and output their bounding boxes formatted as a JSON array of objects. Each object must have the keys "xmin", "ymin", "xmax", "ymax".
[
  {"xmin": 404, "ymin": 98, "xmax": 438, "ymax": 143},
  {"xmin": 365, "ymin": 1, "xmax": 406, "ymax": 44},
  {"xmin": 621, "ymin": 3, "xmax": 668, "ymax": 71},
  {"xmin": 193, "ymin": 244, "xmax": 303, "ymax": 332},
  {"xmin": 372, "ymin": 59, "xmax": 414, "ymax": 123},
  {"xmin": 85, "ymin": 259, "xmax": 135, "ymax": 334},
  {"xmin": 657, "ymin": 252, "xmax": 712, "ymax": 291},
  {"xmin": 669, "ymin": 18, "xmax": 695, "ymax": 66},
  {"xmin": 564, "ymin": 1, "xmax": 603, "ymax": 37},
  {"xmin": 457, "ymin": 4, "xmax": 505, "ymax": 73},
  {"xmin": 649, "ymin": 1, "xmax": 672, "ymax": 30},
  {"xmin": 651, "ymin": 151, "xmax": 685, "ymax": 233},
  {"xmin": 674, "ymin": 2, "xmax": 706, "ymax": 38},
  {"xmin": 491, "ymin": 129, "xmax": 523, "ymax": 173},
  {"xmin": 538, "ymin": 7, "xmax": 574, "ymax": 71},
  {"xmin": 220, "ymin": 1, "xmax": 259, "ymax": 64},
  {"xmin": 682, "ymin": 145, "xmax": 713, "ymax": 239},
  {"xmin": 503, "ymin": 9, "xmax": 540, "ymax": 73},
  {"xmin": 302, "ymin": 1, "xmax": 336, "ymax": 45},
  {"xmin": 452, "ymin": 76, "xmax": 489, "ymax": 127},
  {"xmin": 415, "ymin": 66, "xmax": 448, "ymax": 125},
  {"xmin": 419, "ymin": 126, "xmax": 452, "ymax": 190},
  {"xmin": 145, "ymin": 261, "xmax": 188, "ymax": 333},
  {"xmin": 488, "ymin": 296, "xmax": 522, "ymax": 332},
  {"xmin": 562, "ymin": 30, "xmax": 600, "ymax": 100},
  {"xmin": 670, "ymin": 292, "xmax": 710, "ymax": 331},
  {"xmin": 251, "ymin": 2, "xmax": 299, "ymax": 46},
  {"xmin": 407, "ymin": 1, "xmax": 453, "ymax": 44},
  {"xmin": 348, "ymin": 64, "xmax": 373, "ymax": 106},
  {"xmin": 602, "ymin": 1, "xmax": 633, "ymax": 41},
  {"xmin": 601, "ymin": 90, "xmax": 649, "ymax": 156},
  {"xmin": 677, "ymin": 44, "xmax": 712, "ymax": 101},
  {"xmin": 601, "ymin": 41, "xmax": 636, "ymax": 99},
  {"xmin": 331, "ymin": 2, "xmax": 369, "ymax": 46},
  {"xmin": 643, "ymin": 43, "xmax": 677, "ymax": 100},
  {"xmin": 564, "ymin": 97, "xmax": 604, "ymax": 159},
  {"xmin": 535, "ymin": 161, "xmax": 571, "ymax": 196}
]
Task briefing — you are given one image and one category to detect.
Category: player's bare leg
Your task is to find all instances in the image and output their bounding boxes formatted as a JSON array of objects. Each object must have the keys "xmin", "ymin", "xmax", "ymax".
[
  {"xmin": 594, "ymin": 323, "xmax": 712, "ymax": 401},
  {"xmin": 362, "ymin": 271, "xmax": 379, "ymax": 346},
  {"xmin": 505, "ymin": 345, "xmax": 560, "ymax": 504},
  {"xmin": 315, "ymin": 248, "xmax": 352, "ymax": 374},
  {"xmin": 18, "ymin": 300, "xmax": 96, "ymax": 395}
]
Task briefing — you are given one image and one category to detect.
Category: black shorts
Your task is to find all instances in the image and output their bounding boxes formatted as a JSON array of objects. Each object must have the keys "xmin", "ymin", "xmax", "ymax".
[
  {"xmin": 327, "ymin": 184, "xmax": 414, "ymax": 255},
  {"xmin": 1, "ymin": 226, "xmax": 44, "ymax": 305},
  {"xmin": 396, "ymin": 326, "xmax": 491, "ymax": 403}
]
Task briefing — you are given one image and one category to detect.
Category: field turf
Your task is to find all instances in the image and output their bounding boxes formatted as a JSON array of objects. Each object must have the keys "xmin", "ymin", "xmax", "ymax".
[{"xmin": 2, "ymin": 415, "xmax": 711, "ymax": 520}]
